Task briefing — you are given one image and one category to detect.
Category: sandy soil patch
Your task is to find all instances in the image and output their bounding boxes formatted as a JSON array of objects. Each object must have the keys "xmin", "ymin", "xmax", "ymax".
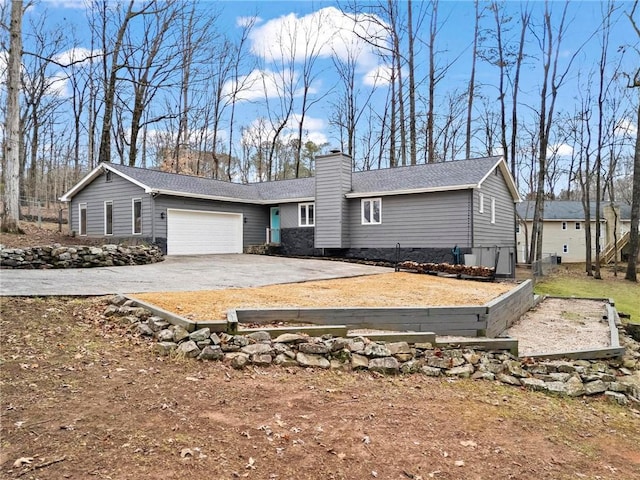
[
  {"xmin": 134, "ymin": 272, "xmax": 515, "ymax": 321},
  {"xmin": 505, "ymin": 298, "xmax": 612, "ymax": 356}
]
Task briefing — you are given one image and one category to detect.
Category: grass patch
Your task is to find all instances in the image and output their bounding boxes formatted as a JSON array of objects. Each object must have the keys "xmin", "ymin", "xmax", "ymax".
[{"xmin": 534, "ymin": 265, "xmax": 640, "ymax": 323}]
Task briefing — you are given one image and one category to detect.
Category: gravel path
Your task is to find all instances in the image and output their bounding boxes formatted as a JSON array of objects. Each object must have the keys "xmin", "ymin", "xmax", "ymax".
[{"xmin": 505, "ymin": 298, "xmax": 611, "ymax": 356}]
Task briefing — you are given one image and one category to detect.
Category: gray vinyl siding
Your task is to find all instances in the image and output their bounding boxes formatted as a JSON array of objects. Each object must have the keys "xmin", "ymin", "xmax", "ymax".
[
  {"xmin": 69, "ymin": 171, "xmax": 149, "ymax": 237},
  {"xmin": 153, "ymin": 195, "xmax": 269, "ymax": 246},
  {"xmin": 279, "ymin": 203, "xmax": 299, "ymax": 228},
  {"xmin": 347, "ymin": 190, "xmax": 473, "ymax": 248},
  {"xmin": 315, "ymin": 153, "xmax": 351, "ymax": 248},
  {"xmin": 473, "ymin": 167, "xmax": 516, "ymax": 247}
]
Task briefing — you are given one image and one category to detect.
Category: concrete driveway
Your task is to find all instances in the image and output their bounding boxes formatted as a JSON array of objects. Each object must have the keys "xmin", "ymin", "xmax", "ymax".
[{"xmin": 0, "ymin": 254, "xmax": 391, "ymax": 296}]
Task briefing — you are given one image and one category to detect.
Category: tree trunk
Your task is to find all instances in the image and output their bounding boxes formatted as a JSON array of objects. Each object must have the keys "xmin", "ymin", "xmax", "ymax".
[
  {"xmin": 407, "ymin": 0, "xmax": 417, "ymax": 165},
  {"xmin": 2, "ymin": 0, "xmax": 23, "ymax": 233},
  {"xmin": 465, "ymin": 1, "xmax": 480, "ymax": 160},
  {"xmin": 98, "ymin": 0, "xmax": 136, "ymax": 164},
  {"xmin": 625, "ymin": 97, "xmax": 640, "ymax": 281}
]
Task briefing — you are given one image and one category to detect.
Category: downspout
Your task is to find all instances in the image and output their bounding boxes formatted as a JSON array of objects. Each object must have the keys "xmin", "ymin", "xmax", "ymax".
[
  {"xmin": 469, "ymin": 189, "xmax": 474, "ymax": 249},
  {"xmin": 150, "ymin": 192, "xmax": 156, "ymax": 243}
]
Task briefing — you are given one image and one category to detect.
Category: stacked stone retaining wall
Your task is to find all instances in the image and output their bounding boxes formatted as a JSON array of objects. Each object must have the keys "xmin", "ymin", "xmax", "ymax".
[
  {"xmin": 106, "ymin": 295, "xmax": 640, "ymax": 407},
  {"xmin": 0, "ymin": 244, "xmax": 164, "ymax": 269}
]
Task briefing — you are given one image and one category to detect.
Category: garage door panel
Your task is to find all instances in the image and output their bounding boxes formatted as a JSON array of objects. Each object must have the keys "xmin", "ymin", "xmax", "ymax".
[{"xmin": 167, "ymin": 209, "xmax": 243, "ymax": 255}]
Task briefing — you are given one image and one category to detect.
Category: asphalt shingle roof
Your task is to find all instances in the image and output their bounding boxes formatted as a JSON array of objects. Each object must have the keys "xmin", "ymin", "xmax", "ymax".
[
  {"xmin": 103, "ymin": 156, "xmax": 506, "ymax": 203},
  {"xmin": 351, "ymin": 156, "xmax": 502, "ymax": 193},
  {"xmin": 517, "ymin": 200, "xmax": 631, "ymax": 220}
]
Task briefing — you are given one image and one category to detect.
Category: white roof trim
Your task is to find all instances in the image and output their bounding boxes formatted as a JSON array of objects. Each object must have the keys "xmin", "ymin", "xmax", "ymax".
[
  {"xmin": 150, "ymin": 189, "xmax": 314, "ymax": 205},
  {"xmin": 345, "ymin": 184, "xmax": 476, "ymax": 199},
  {"xmin": 477, "ymin": 157, "xmax": 522, "ymax": 203},
  {"xmin": 59, "ymin": 163, "xmax": 151, "ymax": 202}
]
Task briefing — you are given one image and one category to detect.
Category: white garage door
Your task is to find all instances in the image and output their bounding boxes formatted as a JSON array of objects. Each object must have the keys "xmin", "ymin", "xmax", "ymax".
[{"xmin": 167, "ymin": 209, "xmax": 243, "ymax": 255}]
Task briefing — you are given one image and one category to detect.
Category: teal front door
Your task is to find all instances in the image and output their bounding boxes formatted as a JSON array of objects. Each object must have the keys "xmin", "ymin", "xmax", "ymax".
[{"xmin": 270, "ymin": 207, "xmax": 280, "ymax": 243}]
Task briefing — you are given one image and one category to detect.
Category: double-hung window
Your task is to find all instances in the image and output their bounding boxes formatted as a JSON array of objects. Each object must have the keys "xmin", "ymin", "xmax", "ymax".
[
  {"xmin": 478, "ymin": 193, "xmax": 484, "ymax": 213},
  {"xmin": 104, "ymin": 201, "xmax": 113, "ymax": 235},
  {"xmin": 299, "ymin": 203, "xmax": 315, "ymax": 227},
  {"xmin": 490, "ymin": 198, "xmax": 496, "ymax": 224},
  {"xmin": 132, "ymin": 198, "xmax": 142, "ymax": 234},
  {"xmin": 361, "ymin": 198, "xmax": 382, "ymax": 225},
  {"xmin": 79, "ymin": 203, "xmax": 87, "ymax": 236}
]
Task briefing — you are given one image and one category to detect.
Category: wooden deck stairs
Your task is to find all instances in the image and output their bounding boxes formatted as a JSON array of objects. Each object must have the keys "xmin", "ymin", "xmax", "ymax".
[{"xmin": 600, "ymin": 231, "xmax": 630, "ymax": 264}]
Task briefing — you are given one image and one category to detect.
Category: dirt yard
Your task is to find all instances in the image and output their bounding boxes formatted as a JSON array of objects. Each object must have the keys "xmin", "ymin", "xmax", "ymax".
[
  {"xmin": 1, "ymin": 296, "xmax": 639, "ymax": 480},
  {"xmin": 134, "ymin": 273, "xmax": 514, "ymax": 321}
]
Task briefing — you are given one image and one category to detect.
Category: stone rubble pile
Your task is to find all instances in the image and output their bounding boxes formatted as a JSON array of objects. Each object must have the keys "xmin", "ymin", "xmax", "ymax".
[
  {"xmin": 105, "ymin": 295, "xmax": 640, "ymax": 407},
  {"xmin": 0, "ymin": 243, "xmax": 164, "ymax": 269}
]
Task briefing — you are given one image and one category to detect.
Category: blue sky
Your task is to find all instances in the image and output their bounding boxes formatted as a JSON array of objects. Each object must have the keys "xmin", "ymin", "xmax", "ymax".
[{"xmin": 11, "ymin": 0, "xmax": 640, "ymax": 171}]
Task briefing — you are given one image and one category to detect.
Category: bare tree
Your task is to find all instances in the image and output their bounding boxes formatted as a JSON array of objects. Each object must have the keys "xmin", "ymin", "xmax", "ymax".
[
  {"xmin": 96, "ymin": 0, "xmax": 155, "ymax": 164},
  {"xmin": 123, "ymin": 1, "xmax": 179, "ymax": 166},
  {"xmin": 465, "ymin": 0, "xmax": 481, "ymax": 160},
  {"xmin": 625, "ymin": 1, "xmax": 639, "ymax": 282},
  {"xmin": 2, "ymin": 0, "xmax": 23, "ymax": 233},
  {"xmin": 529, "ymin": 2, "xmax": 585, "ymax": 264}
]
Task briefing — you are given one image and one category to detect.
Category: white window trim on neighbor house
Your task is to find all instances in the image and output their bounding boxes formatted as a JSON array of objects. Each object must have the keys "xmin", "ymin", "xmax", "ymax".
[
  {"xmin": 79, "ymin": 203, "xmax": 87, "ymax": 236},
  {"xmin": 562, "ymin": 221, "xmax": 567, "ymax": 230},
  {"xmin": 132, "ymin": 198, "xmax": 142, "ymax": 235},
  {"xmin": 104, "ymin": 200, "xmax": 113, "ymax": 235},
  {"xmin": 575, "ymin": 222, "xmax": 581, "ymax": 230},
  {"xmin": 298, "ymin": 202, "xmax": 315, "ymax": 227},
  {"xmin": 479, "ymin": 193, "xmax": 484, "ymax": 213},
  {"xmin": 563, "ymin": 244, "xmax": 568, "ymax": 253},
  {"xmin": 361, "ymin": 198, "xmax": 382, "ymax": 225}
]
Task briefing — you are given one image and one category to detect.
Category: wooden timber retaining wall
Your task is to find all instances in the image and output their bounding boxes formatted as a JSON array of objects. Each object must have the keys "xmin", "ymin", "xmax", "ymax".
[
  {"xmin": 485, "ymin": 280, "xmax": 534, "ymax": 337},
  {"xmin": 234, "ymin": 306, "xmax": 489, "ymax": 336},
  {"xmin": 234, "ymin": 280, "xmax": 535, "ymax": 338}
]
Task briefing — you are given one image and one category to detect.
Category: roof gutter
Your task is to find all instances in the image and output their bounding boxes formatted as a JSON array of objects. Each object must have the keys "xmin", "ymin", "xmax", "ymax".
[
  {"xmin": 345, "ymin": 184, "xmax": 476, "ymax": 199},
  {"xmin": 147, "ymin": 188, "xmax": 314, "ymax": 205}
]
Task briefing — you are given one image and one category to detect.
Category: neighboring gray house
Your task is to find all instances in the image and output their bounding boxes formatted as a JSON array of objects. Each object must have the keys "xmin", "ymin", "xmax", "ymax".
[{"xmin": 60, "ymin": 152, "xmax": 520, "ymax": 276}]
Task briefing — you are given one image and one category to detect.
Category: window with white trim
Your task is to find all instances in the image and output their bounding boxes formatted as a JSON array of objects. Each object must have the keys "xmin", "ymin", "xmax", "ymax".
[
  {"xmin": 79, "ymin": 203, "xmax": 87, "ymax": 236},
  {"xmin": 490, "ymin": 198, "xmax": 496, "ymax": 224},
  {"xmin": 104, "ymin": 201, "xmax": 113, "ymax": 235},
  {"xmin": 478, "ymin": 193, "xmax": 484, "ymax": 213},
  {"xmin": 563, "ymin": 244, "xmax": 568, "ymax": 253},
  {"xmin": 298, "ymin": 202, "xmax": 315, "ymax": 227},
  {"xmin": 562, "ymin": 222, "xmax": 567, "ymax": 230},
  {"xmin": 361, "ymin": 198, "xmax": 382, "ymax": 225},
  {"xmin": 575, "ymin": 222, "xmax": 581, "ymax": 230},
  {"xmin": 515, "ymin": 223, "xmax": 521, "ymax": 234},
  {"xmin": 132, "ymin": 198, "xmax": 142, "ymax": 234}
]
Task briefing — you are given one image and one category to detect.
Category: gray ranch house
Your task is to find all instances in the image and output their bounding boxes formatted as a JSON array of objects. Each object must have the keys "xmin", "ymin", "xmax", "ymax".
[{"xmin": 60, "ymin": 152, "xmax": 521, "ymax": 276}]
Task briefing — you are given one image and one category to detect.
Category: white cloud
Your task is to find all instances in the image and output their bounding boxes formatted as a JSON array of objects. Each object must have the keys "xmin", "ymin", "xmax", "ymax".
[
  {"xmin": 53, "ymin": 47, "xmax": 101, "ymax": 66},
  {"xmin": 41, "ymin": 0, "xmax": 88, "ymax": 9},
  {"xmin": 547, "ymin": 143, "xmax": 573, "ymax": 158},
  {"xmin": 223, "ymin": 68, "xmax": 297, "ymax": 102},
  {"xmin": 248, "ymin": 6, "xmax": 388, "ymax": 71},
  {"xmin": 240, "ymin": 114, "xmax": 327, "ymax": 148},
  {"xmin": 363, "ymin": 64, "xmax": 393, "ymax": 87},
  {"xmin": 237, "ymin": 15, "xmax": 261, "ymax": 28},
  {"xmin": 615, "ymin": 118, "xmax": 637, "ymax": 137}
]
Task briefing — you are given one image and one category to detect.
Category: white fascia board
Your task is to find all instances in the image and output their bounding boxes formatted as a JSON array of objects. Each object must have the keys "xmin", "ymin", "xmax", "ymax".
[
  {"xmin": 59, "ymin": 164, "xmax": 104, "ymax": 202},
  {"xmin": 263, "ymin": 197, "xmax": 315, "ymax": 205},
  {"xmin": 476, "ymin": 157, "xmax": 522, "ymax": 203},
  {"xmin": 344, "ymin": 184, "xmax": 475, "ymax": 199},
  {"xmin": 150, "ymin": 188, "xmax": 262, "ymax": 204},
  {"xmin": 104, "ymin": 163, "xmax": 151, "ymax": 191},
  {"xmin": 152, "ymin": 189, "xmax": 314, "ymax": 205},
  {"xmin": 59, "ymin": 163, "xmax": 151, "ymax": 202}
]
